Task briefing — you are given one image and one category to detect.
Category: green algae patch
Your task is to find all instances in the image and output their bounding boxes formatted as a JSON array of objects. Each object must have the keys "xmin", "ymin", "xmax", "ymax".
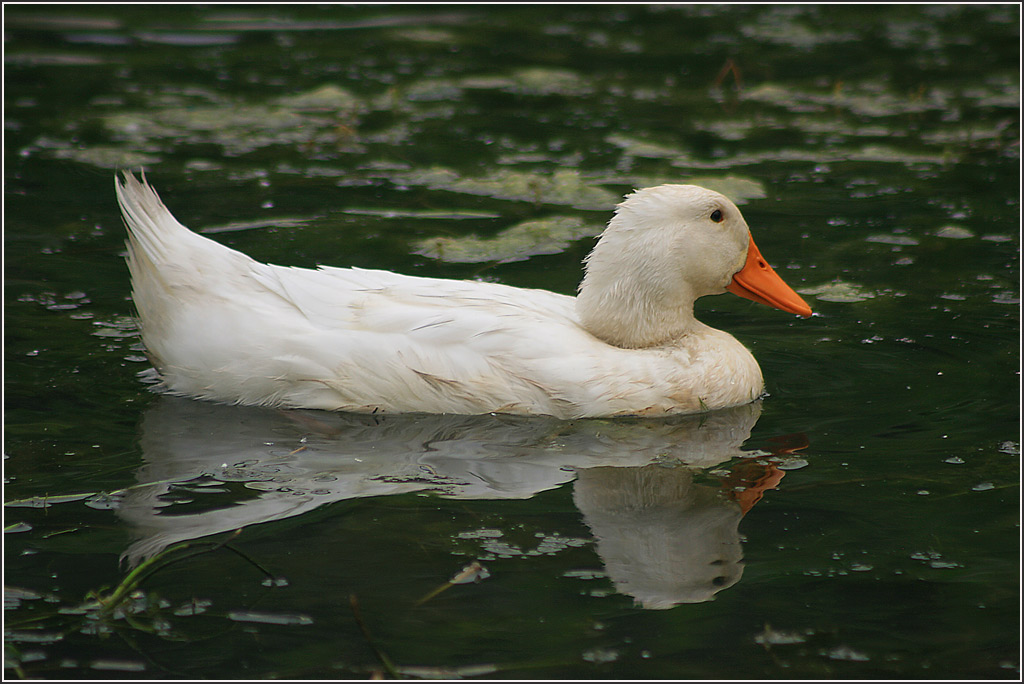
[
  {"xmin": 49, "ymin": 144, "xmax": 162, "ymax": 170},
  {"xmin": 799, "ymin": 280, "xmax": 876, "ymax": 303},
  {"xmin": 623, "ymin": 175, "xmax": 766, "ymax": 205},
  {"xmin": 391, "ymin": 167, "xmax": 620, "ymax": 210},
  {"xmin": 102, "ymin": 84, "xmax": 363, "ymax": 157},
  {"xmin": 402, "ymin": 67, "xmax": 591, "ymax": 103},
  {"xmin": 606, "ymin": 134, "xmax": 688, "ymax": 160},
  {"xmin": 274, "ymin": 83, "xmax": 362, "ymax": 111},
  {"xmin": 414, "ymin": 215, "xmax": 601, "ymax": 263},
  {"xmin": 588, "ymin": 173, "xmax": 767, "ymax": 205},
  {"xmin": 341, "ymin": 207, "xmax": 502, "ymax": 220},
  {"xmin": 459, "ymin": 67, "xmax": 592, "ymax": 96}
]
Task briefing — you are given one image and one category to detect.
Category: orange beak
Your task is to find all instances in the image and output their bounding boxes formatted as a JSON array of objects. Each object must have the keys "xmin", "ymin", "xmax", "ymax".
[{"xmin": 726, "ymin": 234, "xmax": 812, "ymax": 318}]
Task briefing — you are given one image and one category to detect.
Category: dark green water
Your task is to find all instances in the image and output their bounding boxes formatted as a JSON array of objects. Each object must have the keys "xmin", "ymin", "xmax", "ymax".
[{"xmin": 4, "ymin": 4, "xmax": 1019, "ymax": 679}]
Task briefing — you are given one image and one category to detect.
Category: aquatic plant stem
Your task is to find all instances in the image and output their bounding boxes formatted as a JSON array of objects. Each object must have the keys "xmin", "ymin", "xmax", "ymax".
[{"xmin": 349, "ymin": 593, "xmax": 400, "ymax": 679}]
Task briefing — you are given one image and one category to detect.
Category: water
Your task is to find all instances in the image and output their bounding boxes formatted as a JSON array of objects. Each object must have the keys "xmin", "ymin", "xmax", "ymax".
[{"xmin": 4, "ymin": 4, "xmax": 1019, "ymax": 679}]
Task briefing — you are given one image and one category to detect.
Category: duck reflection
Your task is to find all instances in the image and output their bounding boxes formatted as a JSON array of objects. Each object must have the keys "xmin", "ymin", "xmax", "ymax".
[
  {"xmin": 119, "ymin": 396, "xmax": 791, "ymax": 609},
  {"xmin": 574, "ymin": 466, "xmax": 746, "ymax": 608}
]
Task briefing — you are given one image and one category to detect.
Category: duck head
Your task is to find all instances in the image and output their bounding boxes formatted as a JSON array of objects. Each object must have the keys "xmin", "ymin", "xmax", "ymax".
[{"xmin": 576, "ymin": 184, "xmax": 811, "ymax": 348}]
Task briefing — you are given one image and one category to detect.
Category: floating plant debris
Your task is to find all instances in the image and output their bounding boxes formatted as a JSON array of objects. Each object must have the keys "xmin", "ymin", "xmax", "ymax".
[
  {"xmin": 798, "ymin": 280, "xmax": 875, "ymax": 303},
  {"xmin": 414, "ymin": 215, "xmax": 600, "ymax": 263},
  {"xmin": 389, "ymin": 167, "xmax": 620, "ymax": 210}
]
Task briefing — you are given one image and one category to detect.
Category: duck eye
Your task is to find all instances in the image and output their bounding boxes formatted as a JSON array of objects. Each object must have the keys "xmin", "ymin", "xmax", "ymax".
[{"xmin": 710, "ymin": 209, "xmax": 724, "ymax": 223}]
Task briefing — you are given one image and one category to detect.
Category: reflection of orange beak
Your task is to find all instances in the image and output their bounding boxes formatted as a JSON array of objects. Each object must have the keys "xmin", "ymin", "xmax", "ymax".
[{"xmin": 726, "ymin": 233, "xmax": 813, "ymax": 318}]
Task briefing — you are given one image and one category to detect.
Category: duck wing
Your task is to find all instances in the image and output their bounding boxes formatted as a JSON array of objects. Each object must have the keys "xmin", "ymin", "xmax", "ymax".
[{"xmin": 117, "ymin": 172, "xmax": 598, "ymax": 415}]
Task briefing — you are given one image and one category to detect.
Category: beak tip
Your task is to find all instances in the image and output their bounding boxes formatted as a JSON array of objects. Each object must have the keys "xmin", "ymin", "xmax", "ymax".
[{"xmin": 731, "ymin": 234, "xmax": 815, "ymax": 319}]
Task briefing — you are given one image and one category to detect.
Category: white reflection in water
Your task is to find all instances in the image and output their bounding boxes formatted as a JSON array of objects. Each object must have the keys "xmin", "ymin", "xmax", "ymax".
[{"xmin": 119, "ymin": 396, "xmax": 789, "ymax": 609}]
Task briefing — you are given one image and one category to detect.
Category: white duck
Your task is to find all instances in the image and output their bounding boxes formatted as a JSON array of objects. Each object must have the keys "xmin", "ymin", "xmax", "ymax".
[{"xmin": 115, "ymin": 172, "xmax": 811, "ymax": 419}]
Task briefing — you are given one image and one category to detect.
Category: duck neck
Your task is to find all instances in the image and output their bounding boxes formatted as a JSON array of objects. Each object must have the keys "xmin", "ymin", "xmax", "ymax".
[{"xmin": 576, "ymin": 269, "xmax": 701, "ymax": 349}]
